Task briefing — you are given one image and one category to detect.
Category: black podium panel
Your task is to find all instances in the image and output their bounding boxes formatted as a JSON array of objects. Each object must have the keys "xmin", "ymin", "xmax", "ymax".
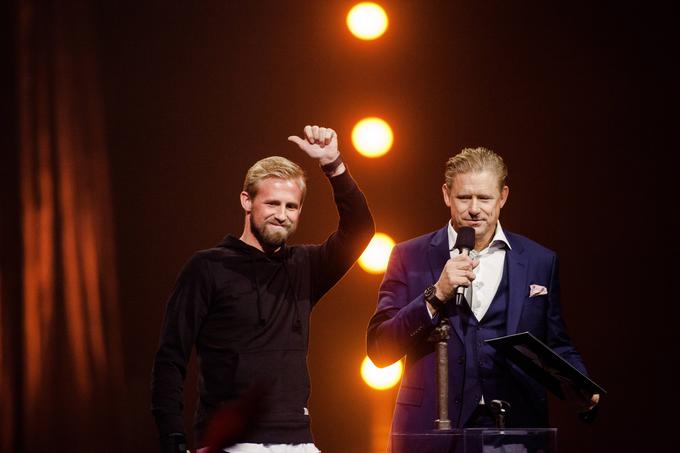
[
  {"xmin": 392, "ymin": 428, "xmax": 557, "ymax": 453},
  {"xmin": 392, "ymin": 430, "xmax": 464, "ymax": 453}
]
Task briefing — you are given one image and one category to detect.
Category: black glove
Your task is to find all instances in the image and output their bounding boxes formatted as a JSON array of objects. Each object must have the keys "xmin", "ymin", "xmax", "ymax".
[{"xmin": 161, "ymin": 432, "xmax": 188, "ymax": 453}]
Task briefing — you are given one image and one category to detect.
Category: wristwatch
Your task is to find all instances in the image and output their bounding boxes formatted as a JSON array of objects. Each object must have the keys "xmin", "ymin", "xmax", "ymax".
[{"xmin": 424, "ymin": 284, "xmax": 446, "ymax": 310}]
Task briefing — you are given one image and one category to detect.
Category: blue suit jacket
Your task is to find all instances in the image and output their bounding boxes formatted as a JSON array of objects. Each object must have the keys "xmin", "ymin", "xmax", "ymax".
[{"xmin": 367, "ymin": 226, "xmax": 587, "ymax": 433}]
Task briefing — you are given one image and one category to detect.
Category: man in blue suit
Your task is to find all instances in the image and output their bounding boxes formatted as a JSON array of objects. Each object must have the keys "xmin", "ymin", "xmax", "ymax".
[{"xmin": 367, "ymin": 147, "xmax": 598, "ymax": 438}]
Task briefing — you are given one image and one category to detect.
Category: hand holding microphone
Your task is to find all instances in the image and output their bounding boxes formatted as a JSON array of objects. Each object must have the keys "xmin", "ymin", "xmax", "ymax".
[
  {"xmin": 452, "ymin": 227, "xmax": 476, "ymax": 306},
  {"xmin": 434, "ymin": 227, "xmax": 478, "ymax": 307}
]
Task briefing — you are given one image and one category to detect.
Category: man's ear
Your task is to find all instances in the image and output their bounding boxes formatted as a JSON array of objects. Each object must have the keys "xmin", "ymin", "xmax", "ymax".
[
  {"xmin": 499, "ymin": 185, "xmax": 509, "ymax": 209},
  {"xmin": 240, "ymin": 191, "xmax": 252, "ymax": 212},
  {"xmin": 442, "ymin": 183, "xmax": 452, "ymax": 207}
]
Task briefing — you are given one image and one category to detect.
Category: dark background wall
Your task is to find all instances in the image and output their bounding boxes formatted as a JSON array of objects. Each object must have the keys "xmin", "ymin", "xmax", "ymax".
[
  {"xmin": 4, "ymin": 1, "xmax": 665, "ymax": 452},
  {"xmin": 96, "ymin": 1, "xmax": 650, "ymax": 452}
]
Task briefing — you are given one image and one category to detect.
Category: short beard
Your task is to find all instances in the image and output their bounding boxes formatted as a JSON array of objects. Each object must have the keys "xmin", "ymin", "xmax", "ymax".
[{"xmin": 250, "ymin": 215, "xmax": 296, "ymax": 251}]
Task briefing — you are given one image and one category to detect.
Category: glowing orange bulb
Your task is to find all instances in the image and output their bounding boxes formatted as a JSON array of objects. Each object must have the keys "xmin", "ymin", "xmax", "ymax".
[
  {"xmin": 351, "ymin": 117, "xmax": 393, "ymax": 158},
  {"xmin": 361, "ymin": 356, "xmax": 403, "ymax": 390},
  {"xmin": 346, "ymin": 2, "xmax": 389, "ymax": 40},
  {"xmin": 358, "ymin": 232, "xmax": 395, "ymax": 274}
]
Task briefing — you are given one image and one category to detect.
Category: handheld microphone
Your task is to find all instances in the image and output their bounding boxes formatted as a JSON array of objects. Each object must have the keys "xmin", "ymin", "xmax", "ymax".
[{"xmin": 453, "ymin": 227, "xmax": 475, "ymax": 306}]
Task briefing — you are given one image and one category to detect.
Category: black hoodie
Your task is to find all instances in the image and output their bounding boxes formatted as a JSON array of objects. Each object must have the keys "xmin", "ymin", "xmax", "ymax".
[{"xmin": 151, "ymin": 170, "xmax": 374, "ymax": 446}]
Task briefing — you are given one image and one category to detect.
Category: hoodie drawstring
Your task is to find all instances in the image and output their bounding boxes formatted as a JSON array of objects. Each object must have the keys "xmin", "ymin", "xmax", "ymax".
[
  {"xmin": 282, "ymin": 260, "xmax": 302, "ymax": 333},
  {"xmin": 249, "ymin": 256, "xmax": 266, "ymax": 327}
]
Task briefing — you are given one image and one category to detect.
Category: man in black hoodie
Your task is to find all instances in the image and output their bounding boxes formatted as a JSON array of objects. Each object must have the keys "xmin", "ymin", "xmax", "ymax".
[{"xmin": 151, "ymin": 125, "xmax": 375, "ymax": 453}]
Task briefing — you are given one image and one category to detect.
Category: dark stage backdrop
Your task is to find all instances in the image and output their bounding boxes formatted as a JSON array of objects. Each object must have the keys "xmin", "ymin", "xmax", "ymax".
[{"xmin": 2, "ymin": 1, "xmax": 664, "ymax": 452}]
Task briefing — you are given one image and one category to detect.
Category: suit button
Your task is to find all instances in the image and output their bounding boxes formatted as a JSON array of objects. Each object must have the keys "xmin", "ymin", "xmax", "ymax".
[
  {"xmin": 457, "ymin": 357, "xmax": 464, "ymax": 364},
  {"xmin": 455, "ymin": 397, "xmax": 461, "ymax": 404}
]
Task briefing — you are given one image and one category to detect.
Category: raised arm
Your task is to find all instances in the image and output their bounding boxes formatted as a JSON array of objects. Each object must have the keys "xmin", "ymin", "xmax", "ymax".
[{"xmin": 288, "ymin": 124, "xmax": 375, "ymax": 303}]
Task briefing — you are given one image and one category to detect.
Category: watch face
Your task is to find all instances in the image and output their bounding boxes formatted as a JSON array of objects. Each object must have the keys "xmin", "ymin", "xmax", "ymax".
[{"xmin": 424, "ymin": 285, "xmax": 435, "ymax": 300}]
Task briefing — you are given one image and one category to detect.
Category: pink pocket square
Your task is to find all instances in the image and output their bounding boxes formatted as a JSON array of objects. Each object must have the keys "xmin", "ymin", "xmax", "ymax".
[{"xmin": 529, "ymin": 284, "xmax": 548, "ymax": 297}]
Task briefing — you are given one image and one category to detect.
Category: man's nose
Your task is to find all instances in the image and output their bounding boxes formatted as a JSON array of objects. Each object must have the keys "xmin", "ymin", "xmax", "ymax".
[
  {"xmin": 468, "ymin": 199, "xmax": 480, "ymax": 215},
  {"xmin": 273, "ymin": 206, "xmax": 287, "ymax": 221}
]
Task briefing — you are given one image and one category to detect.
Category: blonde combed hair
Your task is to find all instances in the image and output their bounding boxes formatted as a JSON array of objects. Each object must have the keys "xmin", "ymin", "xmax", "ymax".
[
  {"xmin": 444, "ymin": 147, "xmax": 507, "ymax": 190},
  {"xmin": 243, "ymin": 156, "xmax": 307, "ymax": 201}
]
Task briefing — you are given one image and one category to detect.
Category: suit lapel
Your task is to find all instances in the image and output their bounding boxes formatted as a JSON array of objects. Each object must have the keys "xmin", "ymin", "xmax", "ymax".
[
  {"xmin": 428, "ymin": 226, "xmax": 450, "ymax": 282},
  {"xmin": 506, "ymin": 236, "xmax": 528, "ymax": 335},
  {"xmin": 428, "ymin": 226, "xmax": 465, "ymax": 342}
]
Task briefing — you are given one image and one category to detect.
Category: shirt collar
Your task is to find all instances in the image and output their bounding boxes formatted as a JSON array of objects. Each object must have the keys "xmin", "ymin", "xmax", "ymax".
[{"xmin": 447, "ymin": 220, "xmax": 512, "ymax": 252}]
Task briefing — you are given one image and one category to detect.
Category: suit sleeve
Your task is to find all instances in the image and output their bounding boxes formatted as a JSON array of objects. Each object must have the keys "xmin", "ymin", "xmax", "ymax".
[
  {"xmin": 308, "ymin": 169, "xmax": 375, "ymax": 304},
  {"xmin": 150, "ymin": 255, "xmax": 212, "ymax": 438},
  {"xmin": 366, "ymin": 244, "xmax": 438, "ymax": 367}
]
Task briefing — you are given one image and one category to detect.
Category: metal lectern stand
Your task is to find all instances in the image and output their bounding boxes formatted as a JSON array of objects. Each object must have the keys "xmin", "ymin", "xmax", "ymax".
[{"xmin": 428, "ymin": 312, "xmax": 452, "ymax": 430}]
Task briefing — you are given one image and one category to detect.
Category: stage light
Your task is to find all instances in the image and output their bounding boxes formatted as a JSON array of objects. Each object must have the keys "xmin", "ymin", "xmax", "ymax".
[
  {"xmin": 361, "ymin": 355, "xmax": 402, "ymax": 390},
  {"xmin": 351, "ymin": 117, "xmax": 393, "ymax": 158},
  {"xmin": 346, "ymin": 2, "xmax": 388, "ymax": 41},
  {"xmin": 358, "ymin": 232, "xmax": 395, "ymax": 274}
]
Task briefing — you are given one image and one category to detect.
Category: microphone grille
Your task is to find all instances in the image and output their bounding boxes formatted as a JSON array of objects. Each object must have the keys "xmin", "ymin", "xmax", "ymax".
[{"xmin": 454, "ymin": 226, "xmax": 476, "ymax": 251}]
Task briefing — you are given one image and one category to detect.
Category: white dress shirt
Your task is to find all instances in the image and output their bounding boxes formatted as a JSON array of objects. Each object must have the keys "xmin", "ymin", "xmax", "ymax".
[{"xmin": 446, "ymin": 221, "xmax": 511, "ymax": 321}]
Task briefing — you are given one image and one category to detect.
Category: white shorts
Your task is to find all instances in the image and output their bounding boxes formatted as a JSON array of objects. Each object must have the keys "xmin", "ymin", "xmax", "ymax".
[{"xmin": 198, "ymin": 443, "xmax": 320, "ymax": 453}]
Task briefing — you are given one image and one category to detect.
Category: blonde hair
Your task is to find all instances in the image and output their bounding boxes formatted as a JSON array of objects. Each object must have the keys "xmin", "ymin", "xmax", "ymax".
[
  {"xmin": 243, "ymin": 156, "xmax": 307, "ymax": 201},
  {"xmin": 444, "ymin": 147, "xmax": 507, "ymax": 190}
]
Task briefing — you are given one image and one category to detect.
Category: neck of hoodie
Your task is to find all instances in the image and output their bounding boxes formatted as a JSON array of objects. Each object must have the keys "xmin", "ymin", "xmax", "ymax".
[
  {"xmin": 236, "ymin": 233, "xmax": 286, "ymax": 257},
  {"xmin": 240, "ymin": 224, "xmax": 285, "ymax": 255}
]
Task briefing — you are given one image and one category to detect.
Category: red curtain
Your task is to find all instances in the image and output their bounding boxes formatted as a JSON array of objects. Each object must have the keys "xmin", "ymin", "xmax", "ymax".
[{"xmin": 1, "ymin": 1, "xmax": 128, "ymax": 451}]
